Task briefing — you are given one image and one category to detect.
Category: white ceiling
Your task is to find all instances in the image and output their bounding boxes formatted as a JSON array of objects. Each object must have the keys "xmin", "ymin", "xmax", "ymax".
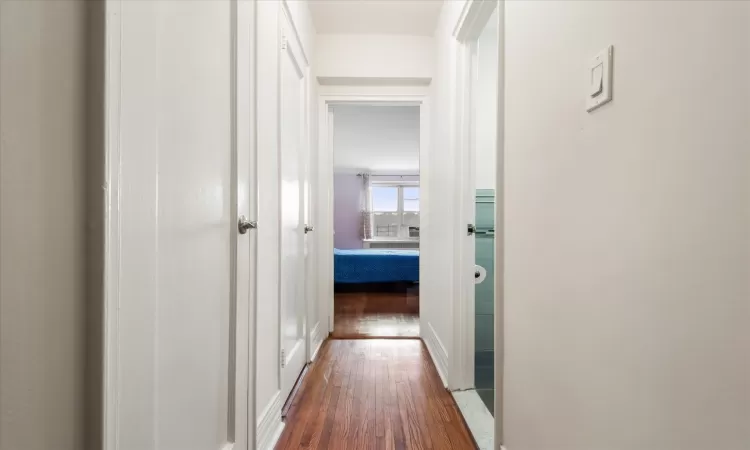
[
  {"xmin": 333, "ymin": 105, "xmax": 420, "ymax": 173},
  {"xmin": 308, "ymin": 0, "xmax": 443, "ymax": 36}
]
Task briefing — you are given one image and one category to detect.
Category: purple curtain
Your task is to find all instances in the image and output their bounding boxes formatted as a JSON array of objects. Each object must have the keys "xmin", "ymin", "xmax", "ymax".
[{"xmin": 359, "ymin": 174, "xmax": 372, "ymax": 240}]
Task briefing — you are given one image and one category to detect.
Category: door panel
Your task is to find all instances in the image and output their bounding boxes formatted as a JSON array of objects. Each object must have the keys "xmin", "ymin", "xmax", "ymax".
[
  {"xmin": 279, "ymin": 14, "xmax": 307, "ymax": 401},
  {"xmin": 114, "ymin": 1, "xmax": 240, "ymax": 449},
  {"xmin": 156, "ymin": 4, "xmax": 231, "ymax": 447}
]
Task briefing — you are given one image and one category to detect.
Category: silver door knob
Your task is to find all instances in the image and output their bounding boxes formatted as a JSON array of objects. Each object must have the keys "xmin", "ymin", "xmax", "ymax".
[
  {"xmin": 238, "ymin": 216, "xmax": 257, "ymax": 234},
  {"xmin": 304, "ymin": 225, "xmax": 314, "ymax": 234},
  {"xmin": 468, "ymin": 224, "xmax": 477, "ymax": 235}
]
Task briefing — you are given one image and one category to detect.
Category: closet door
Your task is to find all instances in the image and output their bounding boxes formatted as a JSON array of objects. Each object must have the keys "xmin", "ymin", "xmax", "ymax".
[
  {"xmin": 278, "ymin": 9, "xmax": 308, "ymax": 403},
  {"xmin": 109, "ymin": 1, "xmax": 248, "ymax": 449}
]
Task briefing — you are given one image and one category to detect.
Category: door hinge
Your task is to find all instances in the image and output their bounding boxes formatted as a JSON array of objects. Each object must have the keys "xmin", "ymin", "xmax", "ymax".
[
  {"xmin": 281, "ymin": 35, "xmax": 287, "ymax": 51},
  {"xmin": 280, "ymin": 349, "xmax": 286, "ymax": 368}
]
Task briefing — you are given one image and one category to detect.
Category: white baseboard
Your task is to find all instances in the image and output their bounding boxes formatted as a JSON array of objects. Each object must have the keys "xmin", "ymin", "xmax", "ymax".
[
  {"xmin": 309, "ymin": 321, "xmax": 324, "ymax": 362},
  {"xmin": 422, "ymin": 321, "xmax": 449, "ymax": 387},
  {"xmin": 256, "ymin": 391, "xmax": 284, "ymax": 450}
]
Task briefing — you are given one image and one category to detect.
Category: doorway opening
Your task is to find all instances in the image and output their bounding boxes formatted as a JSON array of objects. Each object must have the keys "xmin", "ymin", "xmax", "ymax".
[
  {"xmin": 469, "ymin": 4, "xmax": 500, "ymax": 416},
  {"xmin": 325, "ymin": 103, "xmax": 425, "ymax": 339},
  {"xmin": 452, "ymin": 0, "xmax": 502, "ymax": 447}
]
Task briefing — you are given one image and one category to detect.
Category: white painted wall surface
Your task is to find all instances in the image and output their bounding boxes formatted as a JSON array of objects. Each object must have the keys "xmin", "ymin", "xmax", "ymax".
[
  {"xmin": 333, "ymin": 106, "xmax": 420, "ymax": 173},
  {"xmin": 320, "ymin": 85, "xmax": 431, "ymax": 97},
  {"xmin": 0, "ymin": 1, "xmax": 88, "ymax": 449},
  {"xmin": 316, "ymin": 34, "xmax": 434, "ymax": 80},
  {"xmin": 504, "ymin": 2, "xmax": 750, "ymax": 449},
  {"xmin": 308, "ymin": 0, "xmax": 442, "ymax": 36}
]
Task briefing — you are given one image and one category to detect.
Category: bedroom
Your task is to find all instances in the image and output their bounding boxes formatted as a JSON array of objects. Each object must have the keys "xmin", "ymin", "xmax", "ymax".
[{"xmin": 331, "ymin": 104, "xmax": 421, "ymax": 339}]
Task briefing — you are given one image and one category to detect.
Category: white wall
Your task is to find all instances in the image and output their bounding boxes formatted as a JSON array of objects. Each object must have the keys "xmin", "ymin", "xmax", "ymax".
[
  {"xmin": 0, "ymin": 2, "xmax": 88, "ymax": 449},
  {"xmin": 316, "ymin": 34, "xmax": 433, "ymax": 81},
  {"xmin": 255, "ymin": 1, "xmax": 318, "ymax": 447},
  {"xmin": 320, "ymin": 84, "xmax": 431, "ymax": 97},
  {"xmin": 308, "ymin": 0, "xmax": 442, "ymax": 36},
  {"xmin": 333, "ymin": 105, "xmax": 420, "ymax": 173},
  {"xmin": 504, "ymin": 1, "xmax": 750, "ymax": 449}
]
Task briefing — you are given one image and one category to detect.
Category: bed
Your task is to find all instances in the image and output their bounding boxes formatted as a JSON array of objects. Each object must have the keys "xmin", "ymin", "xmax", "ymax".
[{"xmin": 334, "ymin": 248, "xmax": 419, "ymax": 284}]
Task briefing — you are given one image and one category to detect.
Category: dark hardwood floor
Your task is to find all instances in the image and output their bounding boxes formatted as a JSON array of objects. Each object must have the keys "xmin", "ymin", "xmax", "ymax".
[
  {"xmin": 333, "ymin": 290, "xmax": 419, "ymax": 338},
  {"xmin": 275, "ymin": 340, "xmax": 476, "ymax": 450}
]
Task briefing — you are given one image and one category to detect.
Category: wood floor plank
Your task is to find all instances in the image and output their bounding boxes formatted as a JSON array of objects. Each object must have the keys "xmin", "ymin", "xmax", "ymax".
[
  {"xmin": 276, "ymin": 339, "xmax": 476, "ymax": 450},
  {"xmin": 333, "ymin": 291, "xmax": 419, "ymax": 338}
]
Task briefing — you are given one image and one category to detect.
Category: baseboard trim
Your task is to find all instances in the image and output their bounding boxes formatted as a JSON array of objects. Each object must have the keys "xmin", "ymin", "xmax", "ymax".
[
  {"xmin": 256, "ymin": 391, "xmax": 284, "ymax": 450},
  {"xmin": 309, "ymin": 321, "xmax": 324, "ymax": 361},
  {"xmin": 422, "ymin": 321, "xmax": 449, "ymax": 387}
]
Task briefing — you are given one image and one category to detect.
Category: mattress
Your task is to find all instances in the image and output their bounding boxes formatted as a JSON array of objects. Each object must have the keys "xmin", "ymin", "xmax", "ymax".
[{"xmin": 334, "ymin": 248, "xmax": 419, "ymax": 283}]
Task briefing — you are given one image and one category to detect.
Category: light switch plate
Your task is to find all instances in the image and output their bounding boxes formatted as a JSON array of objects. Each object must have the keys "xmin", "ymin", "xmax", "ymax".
[{"xmin": 587, "ymin": 45, "xmax": 613, "ymax": 112}]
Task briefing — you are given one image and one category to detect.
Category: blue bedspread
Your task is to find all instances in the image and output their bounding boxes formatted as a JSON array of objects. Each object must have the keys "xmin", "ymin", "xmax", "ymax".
[{"xmin": 334, "ymin": 248, "xmax": 419, "ymax": 283}]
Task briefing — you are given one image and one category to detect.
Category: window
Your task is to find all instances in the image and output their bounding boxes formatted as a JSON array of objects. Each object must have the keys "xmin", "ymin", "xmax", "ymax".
[{"xmin": 371, "ymin": 183, "xmax": 420, "ymax": 238}]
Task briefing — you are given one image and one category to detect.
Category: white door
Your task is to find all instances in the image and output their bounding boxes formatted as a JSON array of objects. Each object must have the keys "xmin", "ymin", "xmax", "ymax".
[
  {"xmin": 279, "ymin": 13, "xmax": 308, "ymax": 401},
  {"xmin": 109, "ymin": 1, "xmax": 249, "ymax": 449}
]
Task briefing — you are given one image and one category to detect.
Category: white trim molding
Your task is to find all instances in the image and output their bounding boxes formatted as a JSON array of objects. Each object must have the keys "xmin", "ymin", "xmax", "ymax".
[
  {"xmin": 451, "ymin": 0, "xmax": 502, "ymax": 394},
  {"xmin": 451, "ymin": 33, "xmax": 477, "ymax": 393},
  {"xmin": 308, "ymin": 321, "xmax": 324, "ymax": 362},
  {"xmin": 280, "ymin": 0, "xmax": 309, "ymax": 66},
  {"xmin": 453, "ymin": 0, "xmax": 497, "ymax": 41},
  {"xmin": 450, "ymin": 0, "xmax": 505, "ymax": 446},
  {"xmin": 256, "ymin": 391, "xmax": 285, "ymax": 450},
  {"xmin": 423, "ymin": 322, "xmax": 449, "ymax": 387},
  {"xmin": 317, "ymin": 76, "xmax": 432, "ymax": 87},
  {"xmin": 494, "ymin": 2, "xmax": 506, "ymax": 445},
  {"xmin": 103, "ymin": 1, "xmax": 122, "ymax": 448},
  {"xmin": 316, "ymin": 92, "xmax": 430, "ymax": 340}
]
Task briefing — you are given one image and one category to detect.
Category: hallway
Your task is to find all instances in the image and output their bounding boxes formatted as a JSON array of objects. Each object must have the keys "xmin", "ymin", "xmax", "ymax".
[
  {"xmin": 276, "ymin": 340, "xmax": 476, "ymax": 449},
  {"xmin": 3, "ymin": 2, "xmax": 749, "ymax": 450}
]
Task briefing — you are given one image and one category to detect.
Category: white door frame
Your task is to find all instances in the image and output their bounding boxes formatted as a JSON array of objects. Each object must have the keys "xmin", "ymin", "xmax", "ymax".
[
  {"xmin": 101, "ymin": 1, "xmax": 257, "ymax": 448},
  {"xmin": 315, "ymin": 93, "xmax": 430, "ymax": 340},
  {"xmin": 452, "ymin": 0, "xmax": 505, "ymax": 444},
  {"xmin": 235, "ymin": 1, "xmax": 258, "ymax": 448}
]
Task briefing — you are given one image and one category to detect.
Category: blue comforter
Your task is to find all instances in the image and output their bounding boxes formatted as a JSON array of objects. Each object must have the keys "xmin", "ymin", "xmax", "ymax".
[{"xmin": 334, "ymin": 248, "xmax": 419, "ymax": 283}]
